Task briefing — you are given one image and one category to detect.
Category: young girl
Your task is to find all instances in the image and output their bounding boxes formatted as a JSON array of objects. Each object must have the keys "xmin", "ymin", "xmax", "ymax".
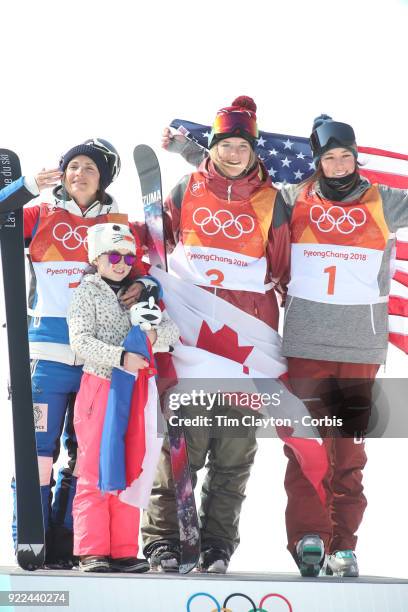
[{"xmin": 68, "ymin": 222, "xmax": 179, "ymax": 572}]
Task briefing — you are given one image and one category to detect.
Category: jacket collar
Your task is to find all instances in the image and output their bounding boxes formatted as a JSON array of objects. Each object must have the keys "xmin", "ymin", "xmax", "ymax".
[
  {"xmin": 197, "ymin": 158, "xmax": 271, "ymax": 201},
  {"xmin": 81, "ymin": 272, "xmax": 128, "ymax": 304},
  {"xmin": 50, "ymin": 186, "xmax": 118, "ymax": 217},
  {"xmin": 314, "ymin": 175, "xmax": 371, "ymax": 203}
]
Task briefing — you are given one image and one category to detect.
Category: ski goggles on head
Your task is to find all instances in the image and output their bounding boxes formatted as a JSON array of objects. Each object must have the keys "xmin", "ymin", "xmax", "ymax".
[
  {"xmin": 209, "ymin": 109, "xmax": 258, "ymax": 147},
  {"xmin": 310, "ymin": 121, "xmax": 356, "ymax": 155},
  {"xmin": 107, "ymin": 251, "xmax": 137, "ymax": 266}
]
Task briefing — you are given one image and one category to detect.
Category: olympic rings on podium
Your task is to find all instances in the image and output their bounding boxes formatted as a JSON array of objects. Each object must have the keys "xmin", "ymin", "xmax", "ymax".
[
  {"xmin": 186, "ymin": 590, "xmax": 293, "ymax": 611},
  {"xmin": 223, "ymin": 592, "xmax": 257, "ymax": 610}
]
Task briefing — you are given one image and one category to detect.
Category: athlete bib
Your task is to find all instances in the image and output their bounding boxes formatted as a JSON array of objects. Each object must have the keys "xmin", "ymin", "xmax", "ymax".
[
  {"xmin": 29, "ymin": 204, "xmax": 129, "ymax": 317},
  {"xmin": 288, "ymin": 184, "xmax": 390, "ymax": 304},
  {"xmin": 168, "ymin": 173, "xmax": 276, "ymax": 293}
]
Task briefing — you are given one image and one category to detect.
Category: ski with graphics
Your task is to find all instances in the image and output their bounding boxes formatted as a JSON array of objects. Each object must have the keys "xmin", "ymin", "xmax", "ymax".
[
  {"xmin": 134, "ymin": 144, "xmax": 200, "ymax": 573},
  {"xmin": 0, "ymin": 149, "xmax": 45, "ymax": 570}
]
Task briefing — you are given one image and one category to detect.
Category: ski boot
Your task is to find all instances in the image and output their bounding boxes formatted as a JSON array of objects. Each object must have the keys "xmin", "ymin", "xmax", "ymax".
[
  {"xmin": 296, "ymin": 534, "xmax": 325, "ymax": 577},
  {"xmin": 110, "ymin": 557, "xmax": 150, "ymax": 573},
  {"xmin": 78, "ymin": 556, "xmax": 110, "ymax": 573},
  {"xmin": 44, "ymin": 526, "xmax": 77, "ymax": 570},
  {"xmin": 197, "ymin": 547, "xmax": 230, "ymax": 574},
  {"xmin": 145, "ymin": 540, "xmax": 180, "ymax": 572},
  {"xmin": 325, "ymin": 550, "xmax": 359, "ymax": 577}
]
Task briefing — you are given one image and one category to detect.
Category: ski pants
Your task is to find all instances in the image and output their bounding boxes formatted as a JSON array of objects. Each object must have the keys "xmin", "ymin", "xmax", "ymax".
[
  {"xmin": 141, "ymin": 404, "xmax": 258, "ymax": 558},
  {"xmin": 12, "ymin": 359, "xmax": 82, "ymax": 559},
  {"xmin": 73, "ymin": 373, "xmax": 140, "ymax": 558},
  {"xmin": 284, "ymin": 357, "xmax": 379, "ymax": 557}
]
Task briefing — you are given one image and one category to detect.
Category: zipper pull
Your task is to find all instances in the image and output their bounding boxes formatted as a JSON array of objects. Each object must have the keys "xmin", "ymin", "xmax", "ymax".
[{"xmin": 227, "ymin": 184, "xmax": 232, "ymax": 203}]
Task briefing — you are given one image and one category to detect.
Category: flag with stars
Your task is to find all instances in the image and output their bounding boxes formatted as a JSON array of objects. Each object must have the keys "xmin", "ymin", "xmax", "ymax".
[{"xmin": 170, "ymin": 118, "xmax": 408, "ymax": 354}]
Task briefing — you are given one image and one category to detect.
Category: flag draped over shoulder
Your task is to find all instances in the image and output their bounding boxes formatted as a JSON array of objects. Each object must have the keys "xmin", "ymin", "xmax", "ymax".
[
  {"xmin": 170, "ymin": 118, "xmax": 408, "ymax": 354},
  {"xmin": 151, "ymin": 267, "xmax": 328, "ymax": 504},
  {"xmin": 98, "ymin": 325, "xmax": 163, "ymax": 509}
]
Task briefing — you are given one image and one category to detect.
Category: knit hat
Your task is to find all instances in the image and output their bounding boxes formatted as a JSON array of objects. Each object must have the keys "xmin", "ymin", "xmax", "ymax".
[
  {"xmin": 208, "ymin": 96, "xmax": 259, "ymax": 149},
  {"xmin": 87, "ymin": 223, "xmax": 136, "ymax": 263},
  {"xmin": 310, "ymin": 115, "xmax": 357, "ymax": 166},
  {"xmin": 59, "ymin": 138, "xmax": 121, "ymax": 189}
]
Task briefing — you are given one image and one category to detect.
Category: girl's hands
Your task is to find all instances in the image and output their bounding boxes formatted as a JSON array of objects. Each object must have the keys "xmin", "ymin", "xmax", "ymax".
[{"xmin": 123, "ymin": 352, "xmax": 149, "ymax": 373}]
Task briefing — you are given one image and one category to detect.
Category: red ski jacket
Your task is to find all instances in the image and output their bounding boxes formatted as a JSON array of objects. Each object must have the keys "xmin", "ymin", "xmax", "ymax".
[{"xmin": 162, "ymin": 159, "xmax": 290, "ymax": 331}]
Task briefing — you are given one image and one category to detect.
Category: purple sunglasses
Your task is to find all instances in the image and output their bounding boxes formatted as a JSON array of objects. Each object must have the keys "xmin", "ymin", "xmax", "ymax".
[{"xmin": 107, "ymin": 251, "xmax": 136, "ymax": 266}]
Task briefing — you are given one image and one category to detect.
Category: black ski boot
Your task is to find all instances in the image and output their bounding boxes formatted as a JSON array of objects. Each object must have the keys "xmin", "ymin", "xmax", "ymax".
[
  {"xmin": 44, "ymin": 526, "xmax": 77, "ymax": 570},
  {"xmin": 198, "ymin": 547, "xmax": 230, "ymax": 574},
  {"xmin": 145, "ymin": 540, "xmax": 180, "ymax": 572}
]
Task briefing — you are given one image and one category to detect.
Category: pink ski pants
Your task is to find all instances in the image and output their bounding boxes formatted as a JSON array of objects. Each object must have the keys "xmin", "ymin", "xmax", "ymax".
[{"xmin": 73, "ymin": 372, "xmax": 140, "ymax": 558}]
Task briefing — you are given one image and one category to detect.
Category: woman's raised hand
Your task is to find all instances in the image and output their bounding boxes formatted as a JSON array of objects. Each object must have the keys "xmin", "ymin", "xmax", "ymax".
[
  {"xmin": 161, "ymin": 127, "xmax": 188, "ymax": 152},
  {"xmin": 34, "ymin": 168, "xmax": 63, "ymax": 191}
]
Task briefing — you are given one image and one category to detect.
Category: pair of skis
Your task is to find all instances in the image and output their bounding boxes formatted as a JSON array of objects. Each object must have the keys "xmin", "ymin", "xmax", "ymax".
[
  {"xmin": 0, "ymin": 149, "xmax": 44, "ymax": 570},
  {"xmin": 134, "ymin": 145, "xmax": 200, "ymax": 574}
]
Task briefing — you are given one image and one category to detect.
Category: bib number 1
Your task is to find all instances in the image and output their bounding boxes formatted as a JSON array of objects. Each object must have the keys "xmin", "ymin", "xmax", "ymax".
[{"xmin": 324, "ymin": 265, "xmax": 336, "ymax": 295}]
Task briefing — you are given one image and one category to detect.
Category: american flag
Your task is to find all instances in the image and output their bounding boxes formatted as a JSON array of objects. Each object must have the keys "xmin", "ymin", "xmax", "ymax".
[{"xmin": 170, "ymin": 118, "xmax": 408, "ymax": 354}]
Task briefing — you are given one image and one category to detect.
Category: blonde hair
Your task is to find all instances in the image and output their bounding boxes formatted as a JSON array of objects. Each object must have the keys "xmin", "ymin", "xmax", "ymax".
[{"xmin": 209, "ymin": 142, "xmax": 258, "ymax": 178}]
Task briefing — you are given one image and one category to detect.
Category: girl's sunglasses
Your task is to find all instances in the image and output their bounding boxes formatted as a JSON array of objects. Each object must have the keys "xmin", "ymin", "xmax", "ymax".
[{"xmin": 107, "ymin": 251, "xmax": 137, "ymax": 266}]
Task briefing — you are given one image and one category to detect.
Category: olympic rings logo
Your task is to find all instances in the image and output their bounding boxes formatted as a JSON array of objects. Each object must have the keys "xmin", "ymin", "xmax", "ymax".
[
  {"xmin": 52, "ymin": 222, "xmax": 89, "ymax": 250},
  {"xmin": 310, "ymin": 204, "xmax": 367, "ymax": 234},
  {"xmin": 192, "ymin": 207, "xmax": 255, "ymax": 239},
  {"xmin": 186, "ymin": 591, "xmax": 293, "ymax": 611}
]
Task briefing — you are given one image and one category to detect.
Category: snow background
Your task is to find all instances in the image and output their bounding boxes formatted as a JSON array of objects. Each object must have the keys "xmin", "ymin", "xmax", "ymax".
[{"xmin": 1, "ymin": 0, "xmax": 407, "ymax": 578}]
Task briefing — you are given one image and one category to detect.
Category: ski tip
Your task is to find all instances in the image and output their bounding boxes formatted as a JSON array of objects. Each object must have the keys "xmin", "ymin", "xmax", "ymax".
[
  {"xmin": 133, "ymin": 143, "xmax": 155, "ymax": 155},
  {"xmin": 17, "ymin": 544, "xmax": 45, "ymax": 571}
]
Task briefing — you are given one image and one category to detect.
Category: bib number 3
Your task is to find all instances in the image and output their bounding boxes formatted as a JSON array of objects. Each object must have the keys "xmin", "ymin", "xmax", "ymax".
[{"xmin": 206, "ymin": 269, "xmax": 224, "ymax": 286}]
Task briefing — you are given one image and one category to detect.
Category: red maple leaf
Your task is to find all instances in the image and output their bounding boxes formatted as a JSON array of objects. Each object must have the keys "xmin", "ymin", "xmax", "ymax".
[{"xmin": 196, "ymin": 321, "xmax": 253, "ymax": 364}]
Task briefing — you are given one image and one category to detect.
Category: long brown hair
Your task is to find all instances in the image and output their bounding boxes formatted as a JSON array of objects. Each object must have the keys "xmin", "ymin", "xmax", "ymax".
[
  {"xmin": 299, "ymin": 146, "xmax": 360, "ymax": 190},
  {"xmin": 297, "ymin": 166, "xmax": 324, "ymax": 190}
]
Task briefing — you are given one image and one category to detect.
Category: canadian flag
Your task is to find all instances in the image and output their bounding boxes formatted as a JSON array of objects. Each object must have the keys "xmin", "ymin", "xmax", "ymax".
[{"xmin": 152, "ymin": 267, "xmax": 329, "ymax": 504}]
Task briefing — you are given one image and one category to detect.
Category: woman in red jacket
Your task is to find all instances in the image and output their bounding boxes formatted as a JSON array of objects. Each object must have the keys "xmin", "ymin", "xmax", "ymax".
[{"xmin": 141, "ymin": 97, "xmax": 291, "ymax": 573}]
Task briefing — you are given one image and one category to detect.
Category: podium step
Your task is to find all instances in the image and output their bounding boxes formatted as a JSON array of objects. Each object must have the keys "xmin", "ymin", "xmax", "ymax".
[{"xmin": 1, "ymin": 566, "xmax": 407, "ymax": 611}]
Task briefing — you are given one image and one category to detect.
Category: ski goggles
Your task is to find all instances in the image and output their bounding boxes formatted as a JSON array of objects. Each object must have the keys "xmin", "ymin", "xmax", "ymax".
[
  {"xmin": 209, "ymin": 109, "xmax": 259, "ymax": 147},
  {"xmin": 107, "ymin": 251, "xmax": 137, "ymax": 266},
  {"xmin": 310, "ymin": 121, "xmax": 356, "ymax": 154}
]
